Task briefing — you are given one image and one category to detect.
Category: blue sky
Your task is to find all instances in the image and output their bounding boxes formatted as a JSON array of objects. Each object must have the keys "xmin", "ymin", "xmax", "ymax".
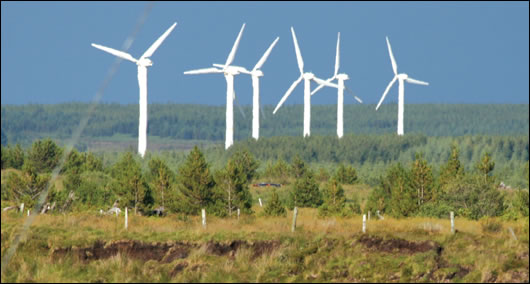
[{"xmin": 1, "ymin": 1, "xmax": 528, "ymax": 106}]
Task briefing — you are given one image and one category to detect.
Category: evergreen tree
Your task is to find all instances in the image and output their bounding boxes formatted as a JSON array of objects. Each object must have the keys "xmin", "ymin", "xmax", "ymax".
[
  {"xmin": 335, "ymin": 164, "xmax": 358, "ymax": 184},
  {"xmin": 318, "ymin": 177, "xmax": 347, "ymax": 216},
  {"xmin": 410, "ymin": 153, "xmax": 435, "ymax": 205},
  {"xmin": 263, "ymin": 188, "xmax": 286, "ymax": 217},
  {"xmin": 290, "ymin": 154, "xmax": 307, "ymax": 179},
  {"xmin": 110, "ymin": 152, "xmax": 147, "ymax": 214},
  {"xmin": 213, "ymin": 156, "xmax": 253, "ymax": 217},
  {"xmin": 148, "ymin": 157, "xmax": 173, "ymax": 208},
  {"xmin": 387, "ymin": 163, "xmax": 417, "ymax": 217},
  {"xmin": 476, "ymin": 152, "xmax": 495, "ymax": 184},
  {"xmin": 175, "ymin": 146, "xmax": 215, "ymax": 215},
  {"xmin": 439, "ymin": 144, "xmax": 464, "ymax": 189},
  {"xmin": 229, "ymin": 148, "xmax": 259, "ymax": 183},
  {"xmin": 289, "ymin": 170, "xmax": 322, "ymax": 208},
  {"xmin": 25, "ymin": 138, "xmax": 63, "ymax": 173},
  {"xmin": 83, "ymin": 152, "xmax": 103, "ymax": 172}
]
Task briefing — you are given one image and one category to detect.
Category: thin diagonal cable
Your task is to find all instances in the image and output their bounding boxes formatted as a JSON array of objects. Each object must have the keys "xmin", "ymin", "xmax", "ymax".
[{"xmin": 0, "ymin": 3, "xmax": 154, "ymax": 276}]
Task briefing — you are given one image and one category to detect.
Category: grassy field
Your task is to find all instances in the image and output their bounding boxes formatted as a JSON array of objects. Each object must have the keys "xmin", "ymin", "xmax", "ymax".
[{"xmin": 1, "ymin": 208, "xmax": 528, "ymax": 282}]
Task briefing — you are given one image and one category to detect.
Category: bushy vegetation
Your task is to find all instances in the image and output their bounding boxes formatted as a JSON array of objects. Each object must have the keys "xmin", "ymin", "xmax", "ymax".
[{"xmin": 1, "ymin": 137, "xmax": 528, "ymax": 221}]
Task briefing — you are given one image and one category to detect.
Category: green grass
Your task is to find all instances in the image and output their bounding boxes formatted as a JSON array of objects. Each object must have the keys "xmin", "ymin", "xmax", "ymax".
[{"xmin": 1, "ymin": 209, "xmax": 528, "ymax": 282}]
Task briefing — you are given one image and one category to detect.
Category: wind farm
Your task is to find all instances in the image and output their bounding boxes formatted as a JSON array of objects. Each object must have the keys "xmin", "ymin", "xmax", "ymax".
[{"xmin": 1, "ymin": 2, "xmax": 528, "ymax": 283}]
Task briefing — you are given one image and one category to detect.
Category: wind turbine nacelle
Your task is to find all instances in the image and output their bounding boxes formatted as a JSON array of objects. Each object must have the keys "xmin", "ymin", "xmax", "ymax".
[
  {"xmin": 303, "ymin": 72, "xmax": 314, "ymax": 80},
  {"xmin": 137, "ymin": 58, "xmax": 153, "ymax": 67},
  {"xmin": 336, "ymin": 73, "xmax": 350, "ymax": 81},
  {"xmin": 224, "ymin": 66, "xmax": 241, "ymax": 75},
  {"xmin": 251, "ymin": 70, "xmax": 264, "ymax": 77},
  {"xmin": 397, "ymin": 73, "xmax": 408, "ymax": 80}
]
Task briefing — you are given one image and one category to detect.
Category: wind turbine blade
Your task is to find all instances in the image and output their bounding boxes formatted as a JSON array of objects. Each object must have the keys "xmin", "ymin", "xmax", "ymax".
[
  {"xmin": 141, "ymin": 22, "xmax": 177, "ymax": 59},
  {"xmin": 376, "ymin": 76, "xmax": 397, "ymax": 110},
  {"xmin": 386, "ymin": 36, "xmax": 398, "ymax": 75},
  {"xmin": 313, "ymin": 76, "xmax": 339, "ymax": 88},
  {"xmin": 335, "ymin": 32, "xmax": 340, "ymax": 76},
  {"xmin": 91, "ymin": 43, "xmax": 138, "ymax": 63},
  {"xmin": 183, "ymin": 67, "xmax": 223, "ymax": 75},
  {"xmin": 291, "ymin": 27, "xmax": 304, "ymax": 74},
  {"xmin": 225, "ymin": 23, "xmax": 246, "ymax": 67},
  {"xmin": 311, "ymin": 77, "xmax": 335, "ymax": 96},
  {"xmin": 345, "ymin": 85, "xmax": 363, "ymax": 103},
  {"xmin": 253, "ymin": 37, "xmax": 280, "ymax": 71},
  {"xmin": 233, "ymin": 90, "xmax": 246, "ymax": 119},
  {"xmin": 406, "ymin": 77, "xmax": 429, "ymax": 86},
  {"xmin": 273, "ymin": 75, "xmax": 303, "ymax": 114}
]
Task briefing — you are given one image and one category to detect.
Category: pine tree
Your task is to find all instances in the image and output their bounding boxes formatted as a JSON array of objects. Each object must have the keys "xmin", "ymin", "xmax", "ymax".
[
  {"xmin": 290, "ymin": 154, "xmax": 307, "ymax": 179},
  {"xmin": 25, "ymin": 138, "xmax": 63, "ymax": 173},
  {"xmin": 476, "ymin": 152, "xmax": 495, "ymax": 184},
  {"xmin": 439, "ymin": 144, "xmax": 464, "ymax": 189},
  {"xmin": 263, "ymin": 188, "xmax": 286, "ymax": 217},
  {"xmin": 289, "ymin": 170, "xmax": 322, "ymax": 208},
  {"xmin": 111, "ymin": 152, "xmax": 146, "ymax": 214},
  {"xmin": 318, "ymin": 177, "xmax": 346, "ymax": 216},
  {"xmin": 213, "ymin": 157, "xmax": 253, "ymax": 217},
  {"xmin": 175, "ymin": 146, "xmax": 215, "ymax": 215},
  {"xmin": 148, "ymin": 157, "xmax": 173, "ymax": 209},
  {"xmin": 410, "ymin": 153, "xmax": 434, "ymax": 205}
]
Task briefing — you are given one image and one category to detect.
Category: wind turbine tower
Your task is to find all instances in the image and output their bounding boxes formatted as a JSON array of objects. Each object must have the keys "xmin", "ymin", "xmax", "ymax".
[
  {"xmin": 273, "ymin": 27, "xmax": 338, "ymax": 137},
  {"xmin": 376, "ymin": 36, "xmax": 429, "ymax": 136},
  {"xmin": 184, "ymin": 24, "xmax": 247, "ymax": 149},
  {"xmin": 311, "ymin": 32, "xmax": 363, "ymax": 138},
  {"xmin": 213, "ymin": 37, "xmax": 279, "ymax": 140},
  {"xmin": 92, "ymin": 22, "xmax": 177, "ymax": 158}
]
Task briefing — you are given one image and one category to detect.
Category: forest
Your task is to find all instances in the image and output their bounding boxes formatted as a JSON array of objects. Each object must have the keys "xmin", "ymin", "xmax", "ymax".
[{"xmin": 1, "ymin": 103, "xmax": 528, "ymax": 146}]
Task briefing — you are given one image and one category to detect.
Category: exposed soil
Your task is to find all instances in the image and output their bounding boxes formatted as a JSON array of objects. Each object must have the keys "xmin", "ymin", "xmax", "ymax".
[
  {"xmin": 51, "ymin": 239, "xmax": 280, "ymax": 263},
  {"xmin": 357, "ymin": 234, "xmax": 442, "ymax": 255}
]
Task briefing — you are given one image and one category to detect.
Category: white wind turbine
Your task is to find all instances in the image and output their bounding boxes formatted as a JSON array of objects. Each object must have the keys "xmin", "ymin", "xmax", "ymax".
[
  {"xmin": 311, "ymin": 32, "xmax": 363, "ymax": 138},
  {"xmin": 376, "ymin": 36, "xmax": 429, "ymax": 136},
  {"xmin": 92, "ymin": 22, "xmax": 177, "ymax": 158},
  {"xmin": 273, "ymin": 27, "xmax": 339, "ymax": 137},
  {"xmin": 213, "ymin": 37, "xmax": 280, "ymax": 140},
  {"xmin": 184, "ymin": 23, "xmax": 247, "ymax": 149}
]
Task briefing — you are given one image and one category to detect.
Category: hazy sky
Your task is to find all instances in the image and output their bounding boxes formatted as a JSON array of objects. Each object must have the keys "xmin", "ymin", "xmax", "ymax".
[{"xmin": 1, "ymin": 1, "xmax": 528, "ymax": 106}]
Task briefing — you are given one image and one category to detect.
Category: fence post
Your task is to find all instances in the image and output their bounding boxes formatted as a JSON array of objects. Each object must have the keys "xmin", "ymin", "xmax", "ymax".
[
  {"xmin": 368, "ymin": 211, "xmax": 371, "ymax": 220},
  {"xmin": 259, "ymin": 198, "xmax": 263, "ymax": 207},
  {"xmin": 20, "ymin": 203, "xmax": 24, "ymax": 214},
  {"xmin": 237, "ymin": 208, "xmax": 240, "ymax": 220},
  {"xmin": 125, "ymin": 207, "xmax": 128, "ymax": 230},
  {"xmin": 202, "ymin": 208, "xmax": 206, "ymax": 228},
  {"xmin": 291, "ymin": 207, "xmax": 298, "ymax": 232},
  {"xmin": 27, "ymin": 209, "xmax": 30, "ymax": 216},
  {"xmin": 450, "ymin": 211, "xmax": 455, "ymax": 234},
  {"xmin": 362, "ymin": 214, "xmax": 367, "ymax": 233}
]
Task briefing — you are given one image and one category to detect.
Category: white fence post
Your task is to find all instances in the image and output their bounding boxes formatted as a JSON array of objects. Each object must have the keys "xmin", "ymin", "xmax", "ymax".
[
  {"xmin": 20, "ymin": 203, "xmax": 24, "ymax": 214},
  {"xmin": 237, "ymin": 208, "xmax": 240, "ymax": 220},
  {"xmin": 368, "ymin": 211, "xmax": 371, "ymax": 220},
  {"xmin": 450, "ymin": 211, "xmax": 455, "ymax": 234},
  {"xmin": 362, "ymin": 214, "xmax": 367, "ymax": 233},
  {"xmin": 202, "ymin": 208, "xmax": 206, "ymax": 228},
  {"xmin": 291, "ymin": 207, "xmax": 298, "ymax": 232},
  {"xmin": 27, "ymin": 209, "xmax": 30, "ymax": 216},
  {"xmin": 259, "ymin": 198, "xmax": 263, "ymax": 207},
  {"xmin": 125, "ymin": 207, "xmax": 128, "ymax": 230}
]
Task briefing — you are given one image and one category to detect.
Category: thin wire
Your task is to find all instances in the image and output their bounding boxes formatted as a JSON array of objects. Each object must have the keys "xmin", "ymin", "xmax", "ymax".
[{"xmin": 0, "ymin": 3, "xmax": 154, "ymax": 276}]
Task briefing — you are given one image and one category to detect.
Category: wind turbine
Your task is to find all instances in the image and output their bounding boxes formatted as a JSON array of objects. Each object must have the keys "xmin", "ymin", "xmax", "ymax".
[
  {"xmin": 311, "ymin": 32, "xmax": 363, "ymax": 138},
  {"xmin": 273, "ymin": 27, "xmax": 339, "ymax": 137},
  {"xmin": 92, "ymin": 22, "xmax": 177, "ymax": 158},
  {"xmin": 376, "ymin": 36, "xmax": 429, "ymax": 136},
  {"xmin": 213, "ymin": 37, "xmax": 280, "ymax": 140},
  {"xmin": 184, "ymin": 23, "xmax": 247, "ymax": 149}
]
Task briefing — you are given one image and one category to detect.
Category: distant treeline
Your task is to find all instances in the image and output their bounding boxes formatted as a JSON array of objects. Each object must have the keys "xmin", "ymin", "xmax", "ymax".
[{"xmin": 1, "ymin": 103, "xmax": 528, "ymax": 145}]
